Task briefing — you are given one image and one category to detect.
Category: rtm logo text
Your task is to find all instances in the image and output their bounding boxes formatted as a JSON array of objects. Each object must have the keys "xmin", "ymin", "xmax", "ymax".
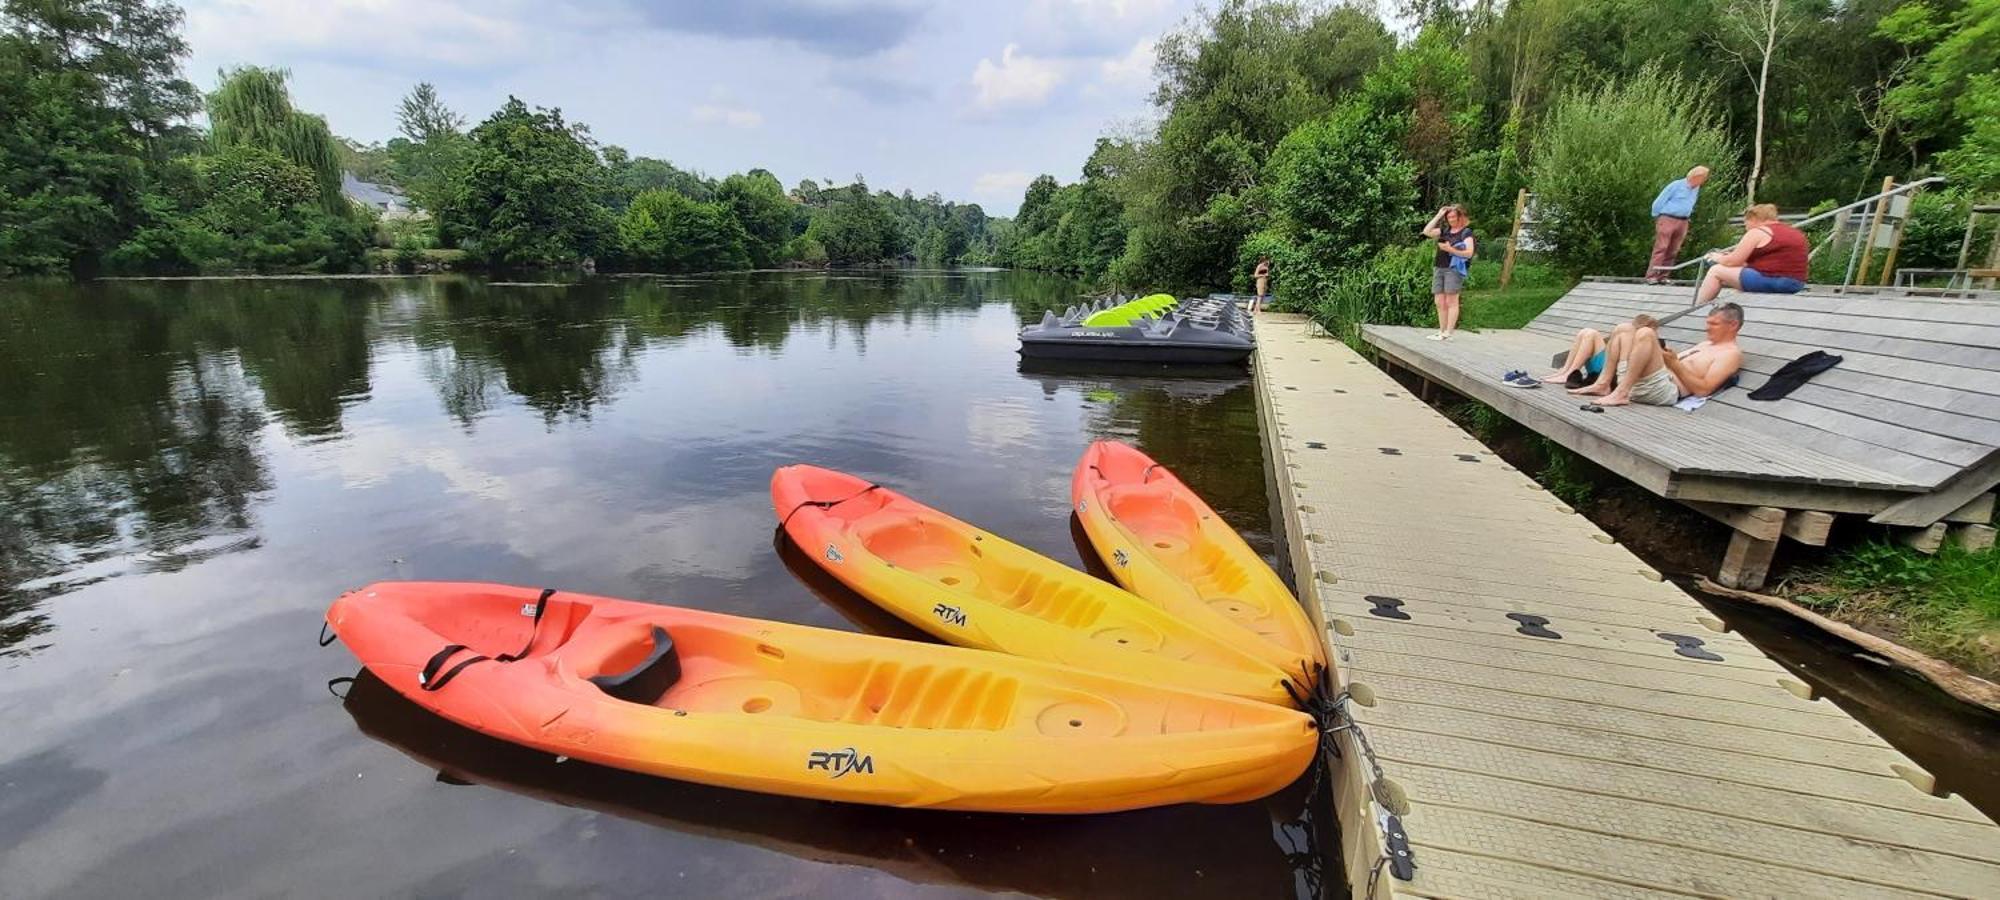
[
  {"xmin": 933, "ymin": 602, "xmax": 968, "ymax": 626},
  {"xmin": 806, "ymin": 748, "xmax": 875, "ymax": 779}
]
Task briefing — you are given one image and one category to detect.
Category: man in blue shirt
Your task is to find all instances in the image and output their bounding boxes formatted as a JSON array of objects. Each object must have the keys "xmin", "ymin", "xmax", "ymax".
[{"xmin": 1647, "ymin": 166, "xmax": 1709, "ymax": 283}]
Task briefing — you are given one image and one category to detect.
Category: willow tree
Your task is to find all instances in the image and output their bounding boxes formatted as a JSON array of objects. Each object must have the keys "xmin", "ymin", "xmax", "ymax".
[{"xmin": 207, "ymin": 67, "xmax": 343, "ymax": 211}]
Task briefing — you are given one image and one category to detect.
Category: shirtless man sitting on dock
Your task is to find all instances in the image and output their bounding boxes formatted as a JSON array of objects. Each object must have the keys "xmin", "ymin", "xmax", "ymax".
[{"xmin": 1569, "ymin": 302, "xmax": 1744, "ymax": 407}]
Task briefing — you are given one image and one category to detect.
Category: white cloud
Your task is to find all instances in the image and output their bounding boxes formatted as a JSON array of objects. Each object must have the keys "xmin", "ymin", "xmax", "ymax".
[
  {"xmin": 1098, "ymin": 38, "xmax": 1155, "ymax": 86},
  {"xmin": 691, "ymin": 103, "xmax": 765, "ymax": 128},
  {"xmin": 972, "ymin": 171, "xmax": 1034, "ymax": 198},
  {"xmin": 1032, "ymin": 0, "xmax": 1176, "ymax": 27},
  {"xmin": 970, "ymin": 44, "xmax": 1065, "ymax": 110},
  {"xmin": 183, "ymin": 0, "xmax": 539, "ymax": 69},
  {"xmin": 1024, "ymin": 0, "xmax": 1182, "ymax": 55}
]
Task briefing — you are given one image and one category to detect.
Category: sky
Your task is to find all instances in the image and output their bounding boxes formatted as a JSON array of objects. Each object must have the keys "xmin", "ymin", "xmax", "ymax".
[{"xmin": 178, "ymin": 0, "xmax": 1207, "ymax": 216}]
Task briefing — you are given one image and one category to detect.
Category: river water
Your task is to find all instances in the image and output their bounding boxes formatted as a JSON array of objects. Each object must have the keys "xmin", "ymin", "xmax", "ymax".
[{"xmin": 0, "ymin": 272, "xmax": 1335, "ymax": 898}]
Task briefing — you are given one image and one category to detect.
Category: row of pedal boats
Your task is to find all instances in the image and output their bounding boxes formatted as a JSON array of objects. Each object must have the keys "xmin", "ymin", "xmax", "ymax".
[
  {"xmin": 1018, "ymin": 293, "xmax": 1257, "ymax": 364},
  {"xmin": 323, "ymin": 441, "xmax": 1326, "ymax": 814}
]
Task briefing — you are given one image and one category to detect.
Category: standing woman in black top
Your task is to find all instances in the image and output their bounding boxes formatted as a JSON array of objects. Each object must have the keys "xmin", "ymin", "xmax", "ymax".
[{"xmin": 1422, "ymin": 205, "xmax": 1476, "ymax": 341}]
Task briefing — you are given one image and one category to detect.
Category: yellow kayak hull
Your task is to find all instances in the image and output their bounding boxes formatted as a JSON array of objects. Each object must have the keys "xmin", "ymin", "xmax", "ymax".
[
  {"xmin": 1072, "ymin": 441, "xmax": 1327, "ymax": 686},
  {"xmin": 773, "ymin": 464, "xmax": 1299, "ymax": 706}
]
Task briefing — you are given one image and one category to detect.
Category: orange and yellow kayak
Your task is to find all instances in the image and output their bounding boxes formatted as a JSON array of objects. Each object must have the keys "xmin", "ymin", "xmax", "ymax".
[
  {"xmin": 771, "ymin": 464, "xmax": 1299, "ymax": 705},
  {"xmin": 1072, "ymin": 441, "xmax": 1326, "ymax": 685},
  {"xmin": 326, "ymin": 582, "xmax": 1315, "ymax": 813}
]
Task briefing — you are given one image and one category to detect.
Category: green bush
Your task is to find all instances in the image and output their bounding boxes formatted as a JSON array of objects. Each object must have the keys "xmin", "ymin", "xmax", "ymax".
[
  {"xmin": 1532, "ymin": 436, "xmax": 1598, "ymax": 505},
  {"xmin": 1936, "ymin": 74, "xmax": 2000, "ymax": 194},
  {"xmin": 1300, "ymin": 244, "xmax": 1437, "ymax": 344},
  {"xmin": 376, "ymin": 214, "xmax": 437, "ymax": 250},
  {"xmin": 1898, "ymin": 189, "xmax": 1977, "ymax": 270},
  {"xmin": 443, "ymin": 98, "xmax": 614, "ymax": 266},
  {"xmin": 1264, "ymin": 102, "xmax": 1420, "ymax": 274},
  {"xmin": 1530, "ymin": 66, "xmax": 1738, "ymax": 278},
  {"xmin": 108, "ymin": 146, "xmax": 371, "ymax": 274},
  {"xmin": 1241, "ymin": 100, "xmax": 1419, "ymax": 313},
  {"xmin": 616, "ymin": 189, "xmax": 751, "ymax": 272}
]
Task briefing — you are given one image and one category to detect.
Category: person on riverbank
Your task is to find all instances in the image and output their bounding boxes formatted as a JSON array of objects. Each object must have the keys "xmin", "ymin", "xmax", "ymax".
[
  {"xmin": 1646, "ymin": 166, "xmax": 1709, "ymax": 283},
  {"xmin": 1252, "ymin": 256, "xmax": 1272, "ymax": 314},
  {"xmin": 1540, "ymin": 314, "xmax": 1659, "ymax": 385},
  {"xmin": 1423, "ymin": 205, "xmax": 1475, "ymax": 341},
  {"xmin": 1575, "ymin": 303, "xmax": 1744, "ymax": 407},
  {"xmin": 1693, "ymin": 204, "xmax": 1809, "ymax": 303}
]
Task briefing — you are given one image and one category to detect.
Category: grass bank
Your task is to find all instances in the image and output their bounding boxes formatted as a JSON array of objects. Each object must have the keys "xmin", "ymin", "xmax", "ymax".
[
  {"xmin": 1457, "ymin": 261, "xmax": 1575, "ymax": 331},
  {"xmin": 1780, "ymin": 540, "xmax": 2000, "ymax": 679}
]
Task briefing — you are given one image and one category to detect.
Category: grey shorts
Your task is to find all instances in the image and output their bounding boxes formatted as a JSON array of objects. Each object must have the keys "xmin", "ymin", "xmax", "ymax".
[
  {"xmin": 1618, "ymin": 360, "xmax": 1681, "ymax": 406},
  {"xmin": 1432, "ymin": 267, "xmax": 1465, "ymax": 294}
]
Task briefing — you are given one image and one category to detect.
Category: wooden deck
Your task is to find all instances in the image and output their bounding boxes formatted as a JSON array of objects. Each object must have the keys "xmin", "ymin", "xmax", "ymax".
[
  {"xmin": 1362, "ymin": 280, "xmax": 2000, "ymax": 588},
  {"xmin": 1254, "ymin": 314, "xmax": 2000, "ymax": 899}
]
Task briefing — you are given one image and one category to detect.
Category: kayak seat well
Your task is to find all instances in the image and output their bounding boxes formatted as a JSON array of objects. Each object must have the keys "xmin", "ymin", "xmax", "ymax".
[
  {"xmin": 1101, "ymin": 486, "xmax": 1268, "ymax": 624},
  {"xmin": 1101, "ymin": 485, "xmax": 1202, "ymax": 553},
  {"xmin": 582, "ymin": 624, "xmax": 683, "ymax": 705},
  {"xmin": 852, "ymin": 516, "xmax": 984, "ymax": 590}
]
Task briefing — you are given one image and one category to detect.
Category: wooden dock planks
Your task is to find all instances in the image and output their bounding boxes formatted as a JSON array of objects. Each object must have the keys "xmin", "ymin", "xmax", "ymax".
[{"xmin": 1253, "ymin": 315, "xmax": 2000, "ymax": 899}]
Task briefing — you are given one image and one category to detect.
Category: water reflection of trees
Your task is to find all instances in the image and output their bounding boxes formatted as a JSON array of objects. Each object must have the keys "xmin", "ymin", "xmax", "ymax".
[
  {"xmin": 185, "ymin": 280, "xmax": 378, "ymax": 438},
  {"xmin": 0, "ymin": 289, "xmax": 317, "ymax": 655},
  {"xmin": 410, "ymin": 280, "xmax": 641, "ymax": 426},
  {"xmin": 409, "ymin": 270, "xmax": 1069, "ymax": 427},
  {"xmin": 1017, "ymin": 361, "xmax": 1275, "ymax": 549},
  {"xmin": 1, "ymin": 270, "xmax": 1087, "ymax": 656}
]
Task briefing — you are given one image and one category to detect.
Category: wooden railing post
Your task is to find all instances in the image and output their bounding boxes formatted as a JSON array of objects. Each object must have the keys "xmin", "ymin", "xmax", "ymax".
[
  {"xmin": 1854, "ymin": 175, "xmax": 1895, "ymax": 286},
  {"xmin": 1878, "ymin": 186, "xmax": 1919, "ymax": 287},
  {"xmin": 1500, "ymin": 188, "xmax": 1527, "ymax": 289}
]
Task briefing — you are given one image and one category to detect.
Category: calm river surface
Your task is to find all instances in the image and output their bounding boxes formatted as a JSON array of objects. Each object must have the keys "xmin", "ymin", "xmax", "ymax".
[{"xmin": 0, "ymin": 271, "xmax": 1334, "ymax": 898}]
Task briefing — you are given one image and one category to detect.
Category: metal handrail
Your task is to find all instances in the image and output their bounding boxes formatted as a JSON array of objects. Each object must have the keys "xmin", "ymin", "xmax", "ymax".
[
  {"xmin": 1796, "ymin": 176, "xmax": 1944, "ymax": 232},
  {"xmin": 1648, "ymin": 176, "xmax": 1946, "ymax": 276},
  {"xmin": 1640, "ymin": 176, "xmax": 1949, "ymax": 322}
]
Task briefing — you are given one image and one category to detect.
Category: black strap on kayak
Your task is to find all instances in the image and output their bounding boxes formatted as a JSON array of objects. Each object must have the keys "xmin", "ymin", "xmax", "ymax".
[
  {"xmin": 779, "ymin": 483, "xmax": 881, "ymax": 527},
  {"xmin": 497, "ymin": 588, "xmax": 556, "ymax": 662},
  {"xmin": 418, "ymin": 644, "xmax": 489, "ymax": 692},
  {"xmin": 415, "ymin": 588, "xmax": 556, "ymax": 692},
  {"xmin": 1087, "ymin": 462, "xmax": 1164, "ymax": 483},
  {"xmin": 318, "ymin": 622, "xmax": 338, "ymax": 647}
]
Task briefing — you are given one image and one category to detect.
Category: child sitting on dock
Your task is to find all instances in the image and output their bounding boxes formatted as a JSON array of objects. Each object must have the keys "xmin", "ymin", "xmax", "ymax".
[{"xmin": 1541, "ymin": 314, "xmax": 1660, "ymax": 385}]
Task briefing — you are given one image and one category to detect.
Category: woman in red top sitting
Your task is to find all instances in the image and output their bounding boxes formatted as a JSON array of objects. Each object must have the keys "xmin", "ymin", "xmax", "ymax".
[{"xmin": 1695, "ymin": 203, "xmax": 1808, "ymax": 303}]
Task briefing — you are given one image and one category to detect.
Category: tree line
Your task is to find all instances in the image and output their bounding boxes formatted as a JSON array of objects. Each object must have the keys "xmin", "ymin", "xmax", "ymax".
[
  {"xmin": 0, "ymin": 0, "xmax": 1002, "ymax": 277},
  {"xmin": 988, "ymin": 0, "xmax": 1997, "ymax": 326}
]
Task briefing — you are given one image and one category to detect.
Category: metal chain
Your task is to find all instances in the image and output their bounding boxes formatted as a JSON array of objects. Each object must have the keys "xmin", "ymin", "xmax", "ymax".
[
  {"xmin": 1320, "ymin": 691, "xmax": 1390, "ymax": 806},
  {"xmin": 1320, "ymin": 690, "xmax": 1406, "ymax": 895},
  {"xmin": 1365, "ymin": 855, "xmax": 1389, "ymax": 899}
]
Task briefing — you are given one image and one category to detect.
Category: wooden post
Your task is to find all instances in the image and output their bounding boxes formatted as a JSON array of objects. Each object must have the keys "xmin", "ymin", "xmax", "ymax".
[
  {"xmin": 1854, "ymin": 176, "xmax": 1895, "ymax": 286},
  {"xmin": 1500, "ymin": 188, "xmax": 1527, "ymax": 289},
  {"xmin": 1950, "ymin": 524, "xmax": 1996, "ymax": 553},
  {"xmin": 1879, "ymin": 189, "xmax": 1915, "ymax": 287},
  {"xmin": 1901, "ymin": 522, "xmax": 1948, "ymax": 555},
  {"xmin": 1987, "ymin": 213, "xmax": 2000, "ymax": 286},
  {"xmin": 1957, "ymin": 209, "xmax": 1979, "ymax": 272},
  {"xmin": 1719, "ymin": 529, "xmax": 1778, "ymax": 590}
]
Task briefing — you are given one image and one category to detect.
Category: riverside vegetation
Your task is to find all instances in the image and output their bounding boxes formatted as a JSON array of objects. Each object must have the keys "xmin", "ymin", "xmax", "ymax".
[
  {"xmin": 7, "ymin": 0, "xmax": 1994, "ymax": 286},
  {"xmin": 1, "ymin": 1, "xmax": 1003, "ymax": 276}
]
